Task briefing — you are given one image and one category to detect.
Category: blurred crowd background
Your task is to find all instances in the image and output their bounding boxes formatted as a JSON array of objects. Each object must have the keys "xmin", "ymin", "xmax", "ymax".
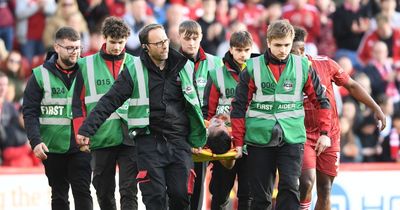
[{"xmin": 0, "ymin": 0, "xmax": 399, "ymax": 167}]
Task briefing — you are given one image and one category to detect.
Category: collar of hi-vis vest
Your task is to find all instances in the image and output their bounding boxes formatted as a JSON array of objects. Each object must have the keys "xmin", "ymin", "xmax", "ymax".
[{"xmin": 250, "ymin": 54, "xmax": 304, "ymax": 105}]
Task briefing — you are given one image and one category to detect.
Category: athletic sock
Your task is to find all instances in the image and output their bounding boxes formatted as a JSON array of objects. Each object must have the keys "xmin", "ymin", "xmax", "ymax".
[{"xmin": 300, "ymin": 201, "xmax": 311, "ymax": 210}]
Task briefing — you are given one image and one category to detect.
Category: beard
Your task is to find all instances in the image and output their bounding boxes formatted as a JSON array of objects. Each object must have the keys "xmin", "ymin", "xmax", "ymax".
[{"xmin": 60, "ymin": 55, "xmax": 76, "ymax": 67}]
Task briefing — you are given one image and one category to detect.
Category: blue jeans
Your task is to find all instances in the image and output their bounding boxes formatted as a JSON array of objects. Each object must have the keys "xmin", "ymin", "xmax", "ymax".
[{"xmin": 0, "ymin": 26, "xmax": 13, "ymax": 51}]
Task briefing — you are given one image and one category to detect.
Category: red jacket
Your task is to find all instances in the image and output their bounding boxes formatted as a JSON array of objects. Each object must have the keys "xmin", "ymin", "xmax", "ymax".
[
  {"xmin": 282, "ymin": 3, "xmax": 321, "ymax": 43},
  {"xmin": 357, "ymin": 28, "xmax": 400, "ymax": 65},
  {"xmin": 304, "ymin": 55, "xmax": 350, "ymax": 150}
]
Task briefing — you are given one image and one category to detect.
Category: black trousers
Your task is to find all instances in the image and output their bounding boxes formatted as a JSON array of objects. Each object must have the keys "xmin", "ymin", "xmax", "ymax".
[
  {"xmin": 43, "ymin": 151, "xmax": 92, "ymax": 210},
  {"xmin": 209, "ymin": 156, "xmax": 252, "ymax": 210},
  {"xmin": 190, "ymin": 161, "xmax": 207, "ymax": 210},
  {"xmin": 135, "ymin": 134, "xmax": 192, "ymax": 210},
  {"xmin": 92, "ymin": 144, "xmax": 138, "ymax": 210},
  {"xmin": 247, "ymin": 143, "xmax": 304, "ymax": 210}
]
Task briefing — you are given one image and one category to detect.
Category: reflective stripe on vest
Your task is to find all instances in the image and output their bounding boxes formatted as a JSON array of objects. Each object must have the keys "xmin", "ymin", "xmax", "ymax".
[
  {"xmin": 39, "ymin": 117, "xmax": 70, "ymax": 125},
  {"xmin": 252, "ymin": 55, "xmax": 303, "ymax": 102},
  {"xmin": 183, "ymin": 61, "xmax": 200, "ymax": 106},
  {"xmin": 127, "ymin": 57, "xmax": 150, "ymax": 127},
  {"xmin": 40, "ymin": 67, "xmax": 70, "ymax": 105},
  {"xmin": 127, "ymin": 118, "xmax": 149, "ymax": 126},
  {"xmin": 84, "ymin": 55, "xmax": 125, "ymax": 119},
  {"xmin": 129, "ymin": 57, "xmax": 149, "ymax": 106},
  {"xmin": 84, "ymin": 55, "xmax": 99, "ymax": 103},
  {"xmin": 206, "ymin": 54, "xmax": 215, "ymax": 70},
  {"xmin": 215, "ymin": 66, "xmax": 231, "ymax": 105},
  {"xmin": 247, "ymin": 109, "xmax": 305, "ymax": 120},
  {"xmin": 83, "ymin": 55, "xmax": 127, "ymax": 104}
]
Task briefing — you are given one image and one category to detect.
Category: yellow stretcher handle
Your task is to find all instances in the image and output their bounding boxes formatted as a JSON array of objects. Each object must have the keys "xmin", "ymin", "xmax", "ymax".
[{"xmin": 192, "ymin": 148, "xmax": 237, "ymax": 162}]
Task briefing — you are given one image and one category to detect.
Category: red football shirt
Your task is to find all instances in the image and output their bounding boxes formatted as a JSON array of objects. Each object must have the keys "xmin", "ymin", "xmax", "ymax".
[{"xmin": 304, "ymin": 55, "xmax": 350, "ymax": 149}]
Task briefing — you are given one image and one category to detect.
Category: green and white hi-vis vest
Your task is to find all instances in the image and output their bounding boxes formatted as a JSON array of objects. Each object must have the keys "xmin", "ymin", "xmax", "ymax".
[
  {"xmin": 127, "ymin": 57, "xmax": 207, "ymax": 148},
  {"xmin": 245, "ymin": 54, "xmax": 309, "ymax": 145},
  {"xmin": 33, "ymin": 66, "xmax": 75, "ymax": 153},
  {"xmin": 209, "ymin": 65, "xmax": 239, "ymax": 115},
  {"xmin": 78, "ymin": 53, "xmax": 134, "ymax": 149},
  {"xmin": 195, "ymin": 54, "xmax": 223, "ymax": 105}
]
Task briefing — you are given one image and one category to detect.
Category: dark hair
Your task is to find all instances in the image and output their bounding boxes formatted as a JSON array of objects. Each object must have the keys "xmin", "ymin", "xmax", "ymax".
[
  {"xmin": 138, "ymin": 23, "xmax": 164, "ymax": 44},
  {"xmin": 230, "ymin": 31, "xmax": 253, "ymax": 48},
  {"xmin": 207, "ymin": 130, "xmax": 231, "ymax": 154},
  {"xmin": 293, "ymin": 26, "xmax": 307, "ymax": 43},
  {"xmin": 266, "ymin": 19, "xmax": 294, "ymax": 42},
  {"xmin": 55, "ymin": 26, "xmax": 80, "ymax": 42},
  {"xmin": 101, "ymin": 16, "xmax": 131, "ymax": 39},
  {"xmin": 178, "ymin": 20, "xmax": 202, "ymax": 37}
]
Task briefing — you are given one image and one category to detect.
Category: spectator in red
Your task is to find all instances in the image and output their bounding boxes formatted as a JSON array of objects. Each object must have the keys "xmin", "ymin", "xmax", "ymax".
[
  {"xmin": 185, "ymin": 0, "xmax": 203, "ymax": 20},
  {"xmin": 105, "ymin": 0, "xmax": 126, "ymax": 17},
  {"xmin": 358, "ymin": 13, "xmax": 400, "ymax": 67},
  {"xmin": 0, "ymin": 0, "xmax": 15, "ymax": 51},
  {"xmin": 315, "ymin": 0, "xmax": 337, "ymax": 58},
  {"xmin": 216, "ymin": 0, "xmax": 230, "ymax": 27},
  {"xmin": 283, "ymin": 0, "xmax": 321, "ymax": 55},
  {"xmin": 230, "ymin": 0, "xmax": 266, "ymax": 49},
  {"xmin": 362, "ymin": 41, "xmax": 400, "ymax": 106},
  {"xmin": 15, "ymin": 0, "xmax": 57, "ymax": 64}
]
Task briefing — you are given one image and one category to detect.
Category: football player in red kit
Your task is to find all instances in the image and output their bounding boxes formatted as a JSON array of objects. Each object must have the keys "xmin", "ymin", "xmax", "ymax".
[{"xmin": 292, "ymin": 27, "xmax": 386, "ymax": 210}]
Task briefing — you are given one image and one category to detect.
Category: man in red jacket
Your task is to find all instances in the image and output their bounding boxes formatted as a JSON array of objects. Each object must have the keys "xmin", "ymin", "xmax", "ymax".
[{"xmin": 292, "ymin": 26, "xmax": 386, "ymax": 210}]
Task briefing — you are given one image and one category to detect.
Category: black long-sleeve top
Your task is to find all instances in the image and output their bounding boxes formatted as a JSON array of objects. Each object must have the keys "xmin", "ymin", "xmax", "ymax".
[{"xmin": 77, "ymin": 49, "xmax": 193, "ymax": 149}]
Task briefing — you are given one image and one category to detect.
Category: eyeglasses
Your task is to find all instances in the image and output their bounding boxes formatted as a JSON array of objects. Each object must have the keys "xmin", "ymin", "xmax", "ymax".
[
  {"xmin": 147, "ymin": 39, "xmax": 169, "ymax": 48},
  {"xmin": 57, "ymin": 43, "xmax": 82, "ymax": 54}
]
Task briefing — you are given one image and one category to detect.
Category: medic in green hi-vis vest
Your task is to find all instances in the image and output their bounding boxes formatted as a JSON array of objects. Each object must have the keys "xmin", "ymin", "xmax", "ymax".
[
  {"xmin": 71, "ymin": 17, "xmax": 139, "ymax": 210},
  {"xmin": 177, "ymin": 20, "xmax": 223, "ymax": 210},
  {"xmin": 23, "ymin": 26, "xmax": 93, "ymax": 210},
  {"xmin": 32, "ymin": 66, "xmax": 75, "ymax": 153},
  {"xmin": 230, "ymin": 20, "xmax": 332, "ymax": 210},
  {"xmin": 202, "ymin": 30, "xmax": 255, "ymax": 209},
  {"xmin": 76, "ymin": 53, "xmax": 133, "ymax": 149},
  {"xmin": 178, "ymin": 20, "xmax": 223, "ymax": 106}
]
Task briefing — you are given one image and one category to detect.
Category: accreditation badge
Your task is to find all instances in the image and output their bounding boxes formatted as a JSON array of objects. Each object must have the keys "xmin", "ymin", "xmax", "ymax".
[
  {"xmin": 283, "ymin": 79, "xmax": 293, "ymax": 92},
  {"xmin": 196, "ymin": 77, "xmax": 207, "ymax": 88}
]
